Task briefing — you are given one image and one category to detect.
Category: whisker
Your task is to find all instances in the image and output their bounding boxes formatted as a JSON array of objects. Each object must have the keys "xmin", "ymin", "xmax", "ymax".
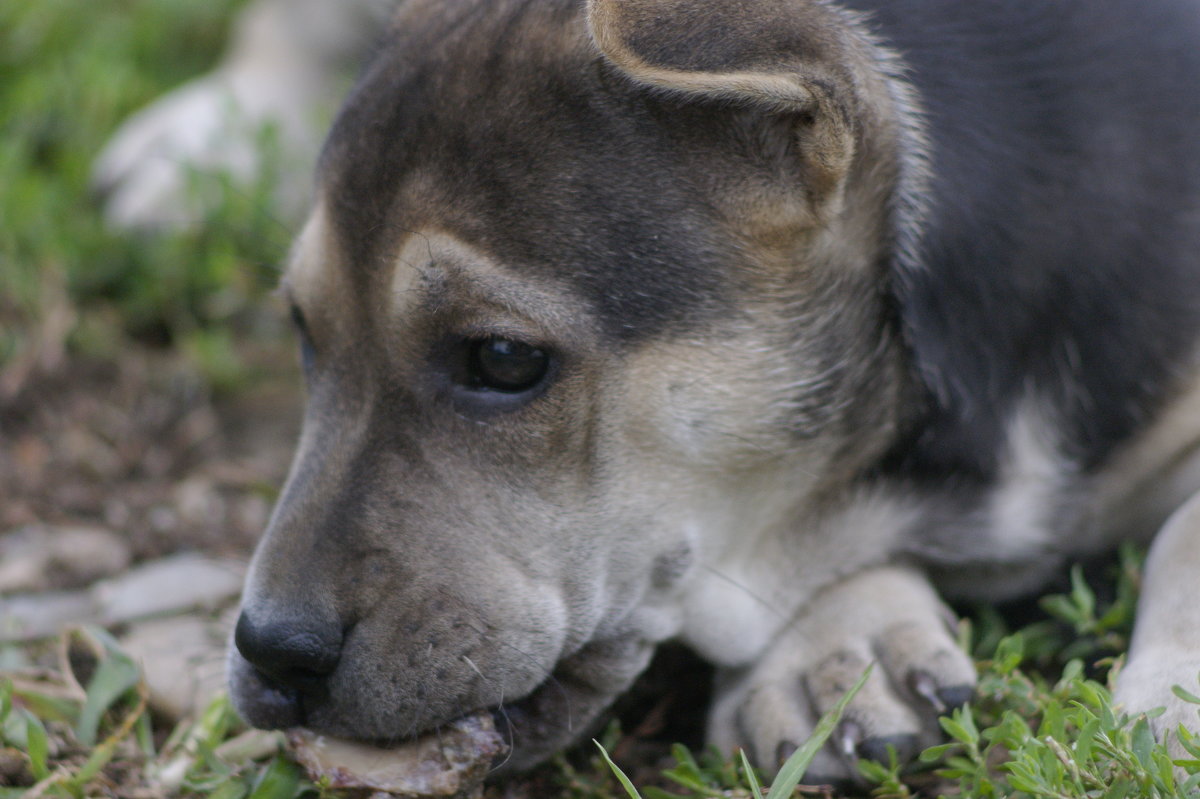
[
  {"xmin": 700, "ymin": 562, "xmax": 788, "ymax": 619},
  {"xmin": 462, "ymin": 619, "xmax": 573, "ymax": 727},
  {"xmin": 488, "ymin": 701, "xmax": 516, "ymax": 772},
  {"xmin": 449, "ymin": 660, "xmax": 517, "ymax": 770}
]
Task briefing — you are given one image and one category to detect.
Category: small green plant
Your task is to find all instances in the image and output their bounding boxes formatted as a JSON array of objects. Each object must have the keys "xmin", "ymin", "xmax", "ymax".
[
  {"xmin": 0, "ymin": 626, "xmax": 301, "ymax": 799},
  {"xmin": 1038, "ymin": 545, "xmax": 1141, "ymax": 664},
  {"xmin": 926, "ymin": 634, "xmax": 1200, "ymax": 798},
  {"xmin": 1, "ymin": 0, "xmax": 293, "ymax": 390}
]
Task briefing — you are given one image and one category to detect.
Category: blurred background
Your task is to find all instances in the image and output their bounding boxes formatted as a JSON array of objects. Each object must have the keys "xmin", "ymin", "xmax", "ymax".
[
  {"xmin": 2, "ymin": 0, "xmax": 303, "ymax": 570},
  {"xmin": 0, "ymin": 2, "xmax": 331, "ymax": 792}
]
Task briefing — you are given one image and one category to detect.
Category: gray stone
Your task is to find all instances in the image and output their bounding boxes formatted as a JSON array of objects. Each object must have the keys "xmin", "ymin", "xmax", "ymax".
[
  {"xmin": 95, "ymin": 552, "xmax": 245, "ymax": 624},
  {"xmin": 0, "ymin": 590, "xmax": 97, "ymax": 640},
  {"xmin": 0, "ymin": 525, "xmax": 132, "ymax": 593},
  {"xmin": 120, "ymin": 608, "xmax": 236, "ymax": 720},
  {"xmin": 0, "ymin": 552, "xmax": 245, "ymax": 642}
]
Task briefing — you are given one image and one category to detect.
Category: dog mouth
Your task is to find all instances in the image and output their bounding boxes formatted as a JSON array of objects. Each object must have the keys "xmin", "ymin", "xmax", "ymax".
[
  {"xmin": 233, "ymin": 649, "xmax": 573, "ymax": 762},
  {"xmin": 279, "ymin": 671, "xmax": 577, "ymax": 793},
  {"xmin": 234, "ymin": 631, "xmax": 650, "ymax": 779}
]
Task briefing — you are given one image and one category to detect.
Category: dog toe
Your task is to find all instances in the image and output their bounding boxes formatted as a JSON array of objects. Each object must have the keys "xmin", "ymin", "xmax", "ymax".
[
  {"xmin": 737, "ymin": 674, "xmax": 824, "ymax": 770},
  {"xmin": 1115, "ymin": 649, "xmax": 1200, "ymax": 755},
  {"xmin": 806, "ymin": 645, "xmax": 926, "ymax": 760},
  {"xmin": 708, "ymin": 664, "xmax": 857, "ymax": 782},
  {"xmin": 876, "ymin": 619, "xmax": 977, "ymax": 715},
  {"xmin": 708, "ymin": 566, "xmax": 975, "ymax": 780}
]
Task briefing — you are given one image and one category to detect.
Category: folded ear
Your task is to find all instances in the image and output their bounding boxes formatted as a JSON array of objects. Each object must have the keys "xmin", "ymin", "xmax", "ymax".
[{"xmin": 586, "ymin": 0, "xmax": 890, "ymax": 210}]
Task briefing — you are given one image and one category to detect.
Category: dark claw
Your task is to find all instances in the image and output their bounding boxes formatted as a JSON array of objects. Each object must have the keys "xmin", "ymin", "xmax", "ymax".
[
  {"xmin": 859, "ymin": 732, "xmax": 920, "ymax": 764},
  {"xmin": 910, "ymin": 671, "xmax": 974, "ymax": 714},
  {"xmin": 910, "ymin": 670, "xmax": 946, "ymax": 713},
  {"xmin": 837, "ymin": 719, "xmax": 864, "ymax": 761},
  {"xmin": 936, "ymin": 683, "xmax": 975, "ymax": 710}
]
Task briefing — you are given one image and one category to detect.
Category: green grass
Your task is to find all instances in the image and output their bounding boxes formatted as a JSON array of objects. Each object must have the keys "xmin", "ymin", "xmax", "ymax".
[
  {"xmin": 0, "ymin": 627, "xmax": 301, "ymax": 799},
  {"xmin": 7, "ymin": 550, "xmax": 1200, "ymax": 798},
  {"xmin": 1, "ymin": 0, "xmax": 289, "ymax": 387},
  {"xmin": 584, "ymin": 547, "xmax": 1200, "ymax": 799},
  {"xmin": 597, "ymin": 666, "xmax": 870, "ymax": 799}
]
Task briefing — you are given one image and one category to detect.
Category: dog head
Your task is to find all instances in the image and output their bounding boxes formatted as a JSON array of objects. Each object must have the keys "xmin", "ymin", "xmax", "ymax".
[{"xmin": 228, "ymin": 0, "xmax": 922, "ymax": 769}]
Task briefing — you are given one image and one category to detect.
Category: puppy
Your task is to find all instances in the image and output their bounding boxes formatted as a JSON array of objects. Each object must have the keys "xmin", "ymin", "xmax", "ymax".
[{"xmin": 104, "ymin": 0, "xmax": 1200, "ymax": 782}]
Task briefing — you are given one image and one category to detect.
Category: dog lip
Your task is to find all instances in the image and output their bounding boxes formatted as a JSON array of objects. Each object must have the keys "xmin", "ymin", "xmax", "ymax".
[
  {"xmin": 242, "ymin": 676, "xmax": 307, "ymax": 729},
  {"xmin": 284, "ymin": 660, "xmax": 569, "ymax": 768},
  {"xmin": 486, "ymin": 702, "xmax": 527, "ymax": 750},
  {"xmin": 229, "ymin": 654, "xmax": 312, "ymax": 730}
]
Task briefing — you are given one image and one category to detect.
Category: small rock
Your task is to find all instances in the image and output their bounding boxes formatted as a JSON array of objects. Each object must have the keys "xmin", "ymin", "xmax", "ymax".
[
  {"xmin": 95, "ymin": 552, "xmax": 245, "ymax": 624},
  {"xmin": 0, "ymin": 746, "xmax": 33, "ymax": 785},
  {"xmin": 51, "ymin": 526, "xmax": 133, "ymax": 585},
  {"xmin": 0, "ymin": 552, "xmax": 246, "ymax": 641},
  {"xmin": 147, "ymin": 505, "xmax": 178, "ymax": 533},
  {"xmin": 174, "ymin": 477, "xmax": 224, "ymax": 527},
  {"xmin": 120, "ymin": 608, "xmax": 236, "ymax": 720},
  {"xmin": 0, "ymin": 528, "xmax": 48, "ymax": 594},
  {"xmin": 0, "ymin": 525, "xmax": 132, "ymax": 593},
  {"xmin": 0, "ymin": 590, "xmax": 97, "ymax": 641},
  {"xmin": 231, "ymin": 494, "xmax": 270, "ymax": 535},
  {"xmin": 289, "ymin": 712, "xmax": 507, "ymax": 799}
]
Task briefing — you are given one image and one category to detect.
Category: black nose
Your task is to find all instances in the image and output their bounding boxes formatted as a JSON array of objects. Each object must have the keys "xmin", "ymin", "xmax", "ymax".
[{"xmin": 234, "ymin": 610, "xmax": 343, "ymax": 693}]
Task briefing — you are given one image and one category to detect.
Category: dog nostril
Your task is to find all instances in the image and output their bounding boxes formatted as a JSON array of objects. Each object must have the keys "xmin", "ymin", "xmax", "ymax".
[{"xmin": 234, "ymin": 611, "xmax": 343, "ymax": 691}]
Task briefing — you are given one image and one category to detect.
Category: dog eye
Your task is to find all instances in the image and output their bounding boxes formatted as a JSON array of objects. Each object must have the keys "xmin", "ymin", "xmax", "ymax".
[{"xmin": 466, "ymin": 337, "xmax": 549, "ymax": 393}]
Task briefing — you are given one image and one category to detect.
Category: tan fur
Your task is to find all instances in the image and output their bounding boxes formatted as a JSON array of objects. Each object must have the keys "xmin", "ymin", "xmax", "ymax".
[
  {"xmin": 587, "ymin": 0, "xmax": 900, "ymax": 226},
  {"xmin": 281, "ymin": 201, "xmax": 343, "ymax": 327},
  {"xmin": 1090, "ymin": 357, "xmax": 1200, "ymax": 545}
]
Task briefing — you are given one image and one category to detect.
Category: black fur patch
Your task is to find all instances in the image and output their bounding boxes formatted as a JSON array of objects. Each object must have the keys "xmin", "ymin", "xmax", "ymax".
[
  {"xmin": 320, "ymin": 0, "xmax": 738, "ymax": 342},
  {"xmin": 856, "ymin": 0, "xmax": 1200, "ymax": 478}
]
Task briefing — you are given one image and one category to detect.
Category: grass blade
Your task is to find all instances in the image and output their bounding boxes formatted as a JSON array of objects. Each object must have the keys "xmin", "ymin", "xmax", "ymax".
[
  {"xmin": 596, "ymin": 740, "xmax": 643, "ymax": 799},
  {"xmin": 76, "ymin": 654, "xmax": 141, "ymax": 746},
  {"xmin": 25, "ymin": 713, "xmax": 50, "ymax": 780},
  {"xmin": 72, "ymin": 738, "xmax": 119, "ymax": 787},
  {"xmin": 739, "ymin": 747, "xmax": 766, "ymax": 799},
  {"xmin": 766, "ymin": 664, "xmax": 872, "ymax": 799},
  {"xmin": 247, "ymin": 755, "xmax": 302, "ymax": 799}
]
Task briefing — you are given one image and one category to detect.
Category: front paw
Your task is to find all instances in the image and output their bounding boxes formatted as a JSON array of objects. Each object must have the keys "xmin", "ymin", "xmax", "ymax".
[
  {"xmin": 1114, "ymin": 648, "xmax": 1200, "ymax": 756},
  {"xmin": 92, "ymin": 69, "xmax": 321, "ymax": 231},
  {"xmin": 707, "ymin": 566, "xmax": 975, "ymax": 783},
  {"xmin": 1110, "ymin": 491, "xmax": 1200, "ymax": 756}
]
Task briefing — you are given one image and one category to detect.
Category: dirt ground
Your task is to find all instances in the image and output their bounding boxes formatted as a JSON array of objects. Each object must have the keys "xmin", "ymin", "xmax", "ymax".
[{"xmin": 1, "ymin": 342, "xmax": 300, "ymax": 572}]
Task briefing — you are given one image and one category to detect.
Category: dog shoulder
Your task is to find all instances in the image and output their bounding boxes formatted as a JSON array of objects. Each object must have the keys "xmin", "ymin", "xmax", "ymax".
[{"xmin": 865, "ymin": 0, "xmax": 1200, "ymax": 483}]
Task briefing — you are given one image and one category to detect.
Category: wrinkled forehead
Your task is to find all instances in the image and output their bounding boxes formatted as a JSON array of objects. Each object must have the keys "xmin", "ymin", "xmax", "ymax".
[{"xmin": 312, "ymin": 0, "xmax": 736, "ymax": 341}]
